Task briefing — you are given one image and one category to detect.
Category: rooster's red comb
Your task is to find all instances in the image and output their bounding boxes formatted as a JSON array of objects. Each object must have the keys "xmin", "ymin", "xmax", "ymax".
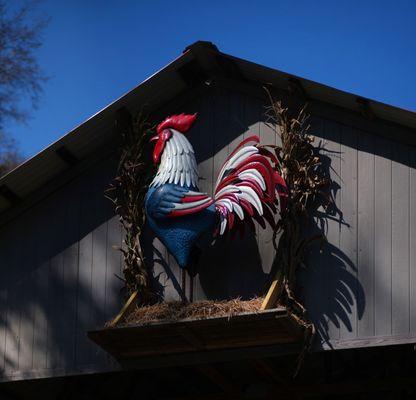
[{"xmin": 157, "ymin": 113, "xmax": 197, "ymax": 134}]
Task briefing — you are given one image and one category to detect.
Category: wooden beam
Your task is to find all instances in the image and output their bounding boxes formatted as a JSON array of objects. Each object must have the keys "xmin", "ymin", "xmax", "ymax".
[
  {"xmin": 109, "ymin": 291, "xmax": 138, "ymax": 327},
  {"xmin": 261, "ymin": 271, "xmax": 283, "ymax": 310},
  {"xmin": 197, "ymin": 365, "xmax": 240, "ymax": 396},
  {"xmin": 163, "ymin": 392, "xmax": 240, "ymax": 400},
  {"xmin": 177, "ymin": 326, "xmax": 205, "ymax": 350},
  {"xmin": 288, "ymin": 77, "xmax": 309, "ymax": 101},
  {"xmin": 118, "ymin": 342, "xmax": 301, "ymax": 371},
  {"xmin": 320, "ymin": 333, "xmax": 416, "ymax": 351},
  {"xmin": 55, "ymin": 145, "xmax": 79, "ymax": 166},
  {"xmin": 0, "ymin": 185, "xmax": 21, "ymax": 205},
  {"xmin": 356, "ymin": 96, "xmax": 375, "ymax": 121},
  {"xmin": 264, "ymin": 377, "xmax": 416, "ymax": 398},
  {"xmin": 251, "ymin": 359, "xmax": 287, "ymax": 385}
]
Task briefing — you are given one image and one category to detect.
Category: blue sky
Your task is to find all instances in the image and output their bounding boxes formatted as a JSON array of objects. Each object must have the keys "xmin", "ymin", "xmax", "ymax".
[{"xmin": 7, "ymin": 0, "xmax": 416, "ymax": 158}]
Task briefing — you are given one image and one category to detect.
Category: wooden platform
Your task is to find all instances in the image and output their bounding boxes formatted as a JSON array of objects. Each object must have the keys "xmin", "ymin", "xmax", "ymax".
[{"xmin": 88, "ymin": 308, "xmax": 304, "ymax": 367}]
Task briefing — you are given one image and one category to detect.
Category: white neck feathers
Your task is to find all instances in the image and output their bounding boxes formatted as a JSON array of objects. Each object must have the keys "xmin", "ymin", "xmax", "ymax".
[{"xmin": 150, "ymin": 130, "xmax": 199, "ymax": 188}]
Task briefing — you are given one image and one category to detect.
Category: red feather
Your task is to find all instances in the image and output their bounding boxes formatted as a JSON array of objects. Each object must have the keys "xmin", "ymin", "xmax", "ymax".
[
  {"xmin": 228, "ymin": 135, "xmax": 260, "ymax": 159},
  {"xmin": 181, "ymin": 194, "xmax": 210, "ymax": 203}
]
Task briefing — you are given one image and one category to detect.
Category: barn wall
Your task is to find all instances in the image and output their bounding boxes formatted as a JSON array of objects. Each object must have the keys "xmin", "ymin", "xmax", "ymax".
[
  {"xmin": 173, "ymin": 85, "xmax": 416, "ymax": 350},
  {"xmin": 0, "ymin": 155, "xmax": 124, "ymax": 381},
  {"xmin": 0, "ymin": 85, "xmax": 415, "ymax": 381},
  {"xmin": 298, "ymin": 109, "xmax": 416, "ymax": 349}
]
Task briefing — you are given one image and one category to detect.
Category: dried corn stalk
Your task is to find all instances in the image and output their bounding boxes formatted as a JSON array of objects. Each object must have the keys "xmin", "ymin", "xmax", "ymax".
[
  {"xmin": 263, "ymin": 89, "xmax": 334, "ymax": 372},
  {"xmin": 105, "ymin": 108, "xmax": 155, "ymax": 302}
]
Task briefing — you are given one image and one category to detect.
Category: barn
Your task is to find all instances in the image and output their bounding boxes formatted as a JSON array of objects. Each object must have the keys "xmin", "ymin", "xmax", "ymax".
[{"xmin": 1, "ymin": 41, "xmax": 416, "ymax": 399}]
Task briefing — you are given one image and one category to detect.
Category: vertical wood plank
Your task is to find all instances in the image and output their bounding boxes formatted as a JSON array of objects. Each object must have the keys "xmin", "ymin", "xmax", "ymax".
[
  {"xmin": 191, "ymin": 92, "xmax": 215, "ymax": 301},
  {"xmin": 32, "ymin": 195, "xmax": 53, "ymax": 370},
  {"xmin": 357, "ymin": 130, "xmax": 375, "ymax": 337},
  {"xmin": 105, "ymin": 215, "xmax": 123, "ymax": 321},
  {"xmin": 0, "ymin": 286, "xmax": 6, "ymax": 373},
  {"xmin": 391, "ymin": 142, "xmax": 410, "ymax": 335},
  {"xmin": 31, "ymin": 251, "xmax": 49, "ymax": 370},
  {"xmin": 90, "ymin": 206, "xmax": 109, "ymax": 363},
  {"xmin": 4, "ymin": 216, "xmax": 24, "ymax": 374},
  {"xmin": 0, "ymin": 227, "xmax": 9, "ymax": 373},
  {"xmin": 323, "ymin": 120, "xmax": 342, "ymax": 341},
  {"xmin": 228, "ymin": 90, "xmax": 246, "ymax": 151},
  {"xmin": 46, "ymin": 189, "xmax": 65, "ymax": 369},
  {"xmin": 228, "ymin": 91, "xmax": 258, "ymax": 297},
  {"xmin": 212, "ymin": 87, "xmax": 231, "ymax": 194},
  {"xmin": 88, "ymin": 164, "xmax": 115, "ymax": 364},
  {"xmin": 374, "ymin": 137, "xmax": 392, "ymax": 336},
  {"xmin": 17, "ymin": 210, "xmax": 37, "ymax": 371},
  {"xmin": 258, "ymin": 97, "xmax": 277, "ymax": 276},
  {"xmin": 339, "ymin": 125, "xmax": 358, "ymax": 340},
  {"xmin": 75, "ymin": 176, "xmax": 94, "ymax": 367},
  {"xmin": 60, "ymin": 183, "xmax": 80, "ymax": 369},
  {"xmin": 244, "ymin": 94, "xmax": 272, "ymax": 296},
  {"xmin": 410, "ymin": 149, "xmax": 416, "ymax": 332}
]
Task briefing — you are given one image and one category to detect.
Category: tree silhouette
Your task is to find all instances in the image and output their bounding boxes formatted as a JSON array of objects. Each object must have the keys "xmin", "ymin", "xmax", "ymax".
[
  {"xmin": 0, "ymin": 1, "xmax": 48, "ymax": 175},
  {"xmin": 0, "ymin": 131, "xmax": 23, "ymax": 176}
]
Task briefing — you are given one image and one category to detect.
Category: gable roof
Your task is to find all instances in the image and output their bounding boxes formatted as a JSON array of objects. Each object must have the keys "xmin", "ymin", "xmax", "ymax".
[{"xmin": 0, "ymin": 40, "xmax": 415, "ymax": 217}]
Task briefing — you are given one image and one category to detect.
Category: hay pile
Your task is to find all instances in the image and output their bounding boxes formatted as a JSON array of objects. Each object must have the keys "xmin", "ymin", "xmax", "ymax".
[{"xmin": 117, "ymin": 297, "xmax": 264, "ymax": 326}]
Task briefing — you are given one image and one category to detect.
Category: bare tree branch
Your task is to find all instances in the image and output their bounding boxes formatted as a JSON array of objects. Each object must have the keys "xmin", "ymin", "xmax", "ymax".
[
  {"xmin": 0, "ymin": 0, "xmax": 49, "ymax": 125},
  {"xmin": 0, "ymin": 1, "xmax": 49, "ymax": 175}
]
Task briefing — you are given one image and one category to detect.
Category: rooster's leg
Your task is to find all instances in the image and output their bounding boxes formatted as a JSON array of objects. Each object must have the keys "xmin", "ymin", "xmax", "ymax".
[
  {"xmin": 181, "ymin": 270, "xmax": 188, "ymax": 304},
  {"xmin": 189, "ymin": 273, "xmax": 194, "ymax": 303}
]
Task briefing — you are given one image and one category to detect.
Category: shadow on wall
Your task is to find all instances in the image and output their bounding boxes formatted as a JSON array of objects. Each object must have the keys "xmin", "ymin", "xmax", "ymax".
[
  {"xmin": 297, "ymin": 134, "xmax": 365, "ymax": 349},
  {"xmin": 0, "ymin": 156, "xmax": 123, "ymax": 376}
]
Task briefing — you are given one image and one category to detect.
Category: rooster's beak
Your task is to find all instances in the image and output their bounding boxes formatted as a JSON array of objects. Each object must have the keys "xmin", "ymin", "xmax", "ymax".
[{"xmin": 150, "ymin": 135, "xmax": 159, "ymax": 142}]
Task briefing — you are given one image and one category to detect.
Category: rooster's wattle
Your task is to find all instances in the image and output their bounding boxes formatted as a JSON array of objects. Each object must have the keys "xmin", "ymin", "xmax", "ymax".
[{"xmin": 145, "ymin": 113, "xmax": 287, "ymax": 273}]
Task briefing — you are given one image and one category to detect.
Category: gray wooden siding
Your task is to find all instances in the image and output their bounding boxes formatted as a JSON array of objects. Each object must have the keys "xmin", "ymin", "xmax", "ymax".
[
  {"xmin": 0, "ymin": 86, "xmax": 415, "ymax": 381},
  {"xmin": 0, "ymin": 155, "xmax": 123, "ymax": 381},
  {"xmin": 298, "ymin": 112, "xmax": 416, "ymax": 349}
]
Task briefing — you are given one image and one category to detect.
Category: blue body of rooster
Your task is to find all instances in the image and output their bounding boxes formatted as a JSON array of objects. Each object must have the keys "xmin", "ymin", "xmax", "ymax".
[
  {"xmin": 145, "ymin": 184, "xmax": 216, "ymax": 268},
  {"xmin": 145, "ymin": 113, "xmax": 286, "ymax": 272}
]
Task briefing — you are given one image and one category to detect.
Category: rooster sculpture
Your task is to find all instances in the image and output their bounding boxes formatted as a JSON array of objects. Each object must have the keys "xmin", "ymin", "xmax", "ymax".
[{"xmin": 145, "ymin": 113, "xmax": 287, "ymax": 275}]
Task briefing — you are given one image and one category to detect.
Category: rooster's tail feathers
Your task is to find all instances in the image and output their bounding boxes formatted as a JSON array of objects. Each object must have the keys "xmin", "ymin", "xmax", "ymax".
[{"xmin": 214, "ymin": 135, "xmax": 287, "ymax": 236}]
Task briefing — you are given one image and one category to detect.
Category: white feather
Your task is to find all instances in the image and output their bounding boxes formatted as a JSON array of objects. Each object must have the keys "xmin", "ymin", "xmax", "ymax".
[
  {"xmin": 238, "ymin": 169, "xmax": 266, "ymax": 191},
  {"xmin": 186, "ymin": 170, "xmax": 191, "ymax": 187},
  {"xmin": 174, "ymin": 135, "xmax": 184, "ymax": 155},
  {"xmin": 215, "ymin": 185, "xmax": 240, "ymax": 199},
  {"xmin": 165, "ymin": 140, "xmax": 173, "ymax": 158},
  {"xmin": 181, "ymin": 154, "xmax": 187, "ymax": 172},
  {"xmin": 227, "ymin": 146, "xmax": 258, "ymax": 171},
  {"xmin": 175, "ymin": 130, "xmax": 192, "ymax": 154},
  {"xmin": 165, "ymin": 156, "xmax": 172, "ymax": 173},
  {"xmin": 174, "ymin": 168, "xmax": 181, "ymax": 185},
  {"xmin": 150, "ymin": 130, "xmax": 199, "ymax": 188},
  {"xmin": 233, "ymin": 202, "xmax": 244, "ymax": 220},
  {"xmin": 170, "ymin": 138, "xmax": 178, "ymax": 155},
  {"xmin": 220, "ymin": 216, "xmax": 227, "ymax": 235},
  {"xmin": 172, "ymin": 152, "xmax": 178, "ymax": 172},
  {"xmin": 168, "ymin": 154, "xmax": 175, "ymax": 183},
  {"xmin": 186, "ymin": 190, "xmax": 207, "ymax": 196},
  {"xmin": 215, "ymin": 146, "xmax": 258, "ymax": 188},
  {"xmin": 239, "ymin": 186, "xmax": 263, "ymax": 215},
  {"xmin": 182, "ymin": 152, "xmax": 191, "ymax": 172},
  {"xmin": 218, "ymin": 198, "xmax": 234, "ymax": 213}
]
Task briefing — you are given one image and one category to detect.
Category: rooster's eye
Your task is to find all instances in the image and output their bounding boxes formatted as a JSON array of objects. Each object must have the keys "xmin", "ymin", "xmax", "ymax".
[{"xmin": 162, "ymin": 129, "xmax": 172, "ymax": 141}]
